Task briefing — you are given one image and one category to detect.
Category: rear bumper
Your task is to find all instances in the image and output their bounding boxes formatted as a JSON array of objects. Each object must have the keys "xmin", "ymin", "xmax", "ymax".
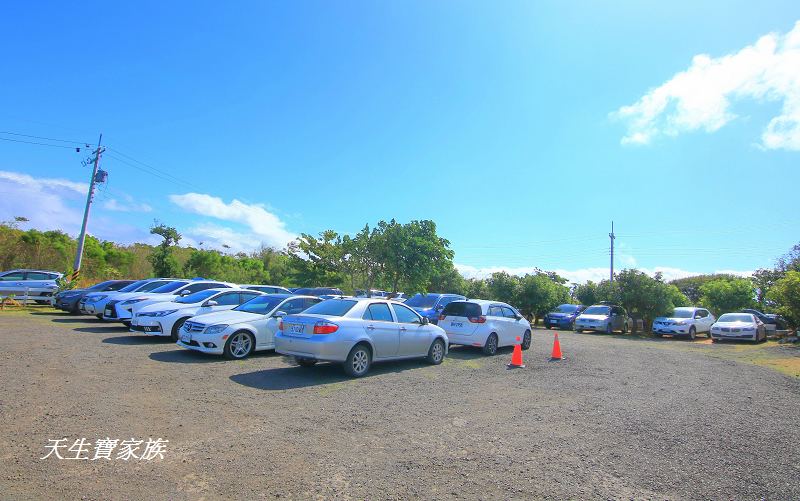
[
  {"xmin": 444, "ymin": 331, "xmax": 487, "ymax": 347},
  {"xmin": 274, "ymin": 332, "xmax": 350, "ymax": 362}
]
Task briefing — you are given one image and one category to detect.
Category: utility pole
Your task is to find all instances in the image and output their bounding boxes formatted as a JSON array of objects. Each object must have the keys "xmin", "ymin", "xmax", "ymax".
[
  {"xmin": 72, "ymin": 134, "xmax": 104, "ymax": 281},
  {"xmin": 609, "ymin": 220, "xmax": 615, "ymax": 282}
]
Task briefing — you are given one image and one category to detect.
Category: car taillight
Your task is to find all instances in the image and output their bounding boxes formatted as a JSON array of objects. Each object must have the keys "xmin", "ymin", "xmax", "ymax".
[
  {"xmin": 468, "ymin": 316, "xmax": 486, "ymax": 324},
  {"xmin": 279, "ymin": 320, "xmax": 284, "ymax": 331},
  {"xmin": 313, "ymin": 321, "xmax": 339, "ymax": 335},
  {"xmin": 439, "ymin": 314, "xmax": 446, "ymax": 321}
]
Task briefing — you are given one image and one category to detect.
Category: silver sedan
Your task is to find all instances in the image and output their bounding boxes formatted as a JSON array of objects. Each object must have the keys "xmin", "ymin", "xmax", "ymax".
[{"xmin": 275, "ymin": 298, "xmax": 449, "ymax": 377}]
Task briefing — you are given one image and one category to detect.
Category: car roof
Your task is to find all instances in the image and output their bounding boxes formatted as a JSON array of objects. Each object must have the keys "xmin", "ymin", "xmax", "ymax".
[
  {"xmin": 1, "ymin": 269, "xmax": 62, "ymax": 273},
  {"xmin": 449, "ymin": 298, "xmax": 508, "ymax": 306}
]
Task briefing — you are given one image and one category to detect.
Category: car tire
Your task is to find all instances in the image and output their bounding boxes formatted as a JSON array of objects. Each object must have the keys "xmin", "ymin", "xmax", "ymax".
[
  {"xmin": 521, "ymin": 330, "xmax": 532, "ymax": 350},
  {"xmin": 171, "ymin": 317, "xmax": 190, "ymax": 342},
  {"xmin": 296, "ymin": 357, "xmax": 317, "ymax": 367},
  {"xmin": 95, "ymin": 314, "xmax": 103, "ymax": 319},
  {"xmin": 576, "ymin": 329, "xmax": 583, "ymax": 333},
  {"xmin": 343, "ymin": 343, "xmax": 372, "ymax": 377},
  {"xmin": 711, "ymin": 338, "xmax": 719, "ymax": 343},
  {"xmin": 426, "ymin": 338, "xmax": 446, "ymax": 365},
  {"xmin": 482, "ymin": 333, "xmax": 499, "ymax": 356},
  {"xmin": 622, "ymin": 323, "xmax": 628, "ymax": 334},
  {"xmin": 688, "ymin": 326, "xmax": 696, "ymax": 340},
  {"xmin": 223, "ymin": 330, "xmax": 255, "ymax": 360},
  {"xmin": 35, "ymin": 300, "xmax": 50, "ymax": 305},
  {"xmin": 122, "ymin": 321, "xmax": 131, "ymax": 328},
  {"xmin": 653, "ymin": 333, "xmax": 662, "ymax": 338},
  {"xmin": 605, "ymin": 323, "xmax": 613, "ymax": 335}
]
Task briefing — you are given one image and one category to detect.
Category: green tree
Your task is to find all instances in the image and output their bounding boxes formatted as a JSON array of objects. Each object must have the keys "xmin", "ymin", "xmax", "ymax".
[
  {"xmin": 615, "ymin": 269, "xmax": 684, "ymax": 332},
  {"xmin": 149, "ymin": 223, "xmax": 181, "ymax": 277},
  {"xmin": 574, "ymin": 281, "xmax": 598, "ymax": 306},
  {"xmin": 377, "ymin": 219, "xmax": 454, "ymax": 293},
  {"xmin": 486, "ymin": 272, "xmax": 519, "ymax": 305},
  {"xmin": 751, "ymin": 268, "xmax": 784, "ymax": 309},
  {"xmin": 515, "ymin": 273, "xmax": 570, "ymax": 325},
  {"xmin": 766, "ymin": 271, "xmax": 800, "ymax": 327},
  {"xmin": 670, "ymin": 274, "xmax": 737, "ymax": 304},
  {"xmin": 288, "ymin": 230, "xmax": 345, "ymax": 287},
  {"xmin": 699, "ymin": 278, "xmax": 755, "ymax": 316}
]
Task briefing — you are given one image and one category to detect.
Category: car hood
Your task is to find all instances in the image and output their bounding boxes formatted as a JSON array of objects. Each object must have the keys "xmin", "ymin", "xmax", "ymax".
[
  {"xmin": 186, "ymin": 309, "xmax": 262, "ymax": 326},
  {"xmin": 577, "ymin": 314, "xmax": 609, "ymax": 321},
  {"xmin": 138, "ymin": 300, "xmax": 195, "ymax": 313},
  {"xmin": 107, "ymin": 292, "xmax": 156, "ymax": 302},
  {"xmin": 654, "ymin": 317, "xmax": 691, "ymax": 322}
]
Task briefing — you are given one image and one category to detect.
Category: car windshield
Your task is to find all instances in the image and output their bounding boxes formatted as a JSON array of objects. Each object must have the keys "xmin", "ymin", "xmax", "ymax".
[
  {"xmin": 293, "ymin": 288, "xmax": 312, "ymax": 295},
  {"xmin": 302, "ymin": 299, "xmax": 357, "ymax": 316},
  {"xmin": 234, "ymin": 295, "xmax": 285, "ymax": 315},
  {"xmin": 405, "ymin": 294, "xmax": 439, "ymax": 308},
  {"xmin": 671, "ymin": 309, "xmax": 694, "ymax": 318},
  {"xmin": 138, "ymin": 280, "xmax": 175, "ymax": 292},
  {"xmin": 150, "ymin": 281, "xmax": 190, "ymax": 293},
  {"xmin": 176, "ymin": 289, "xmax": 218, "ymax": 304},
  {"xmin": 88, "ymin": 280, "xmax": 115, "ymax": 291},
  {"xmin": 718, "ymin": 313, "xmax": 753, "ymax": 322},
  {"xmin": 118, "ymin": 280, "xmax": 149, "ymax": 292},
  {"xmin": 555, "ymin": 304, "xmax": 579, "ymax": 313},
  {"xmin": 584, "ymin": 306, "xmax": 611, "ymax": 315}
]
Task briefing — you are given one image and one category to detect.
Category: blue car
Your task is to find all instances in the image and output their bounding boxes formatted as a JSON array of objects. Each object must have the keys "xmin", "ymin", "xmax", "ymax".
[
  {"xmin": 544, "ymin": 304, "xmax": 586, "ymax": 330},
  {"xmin": 405, "ymin": 293, "xmax": 466, "ymax": 325}
]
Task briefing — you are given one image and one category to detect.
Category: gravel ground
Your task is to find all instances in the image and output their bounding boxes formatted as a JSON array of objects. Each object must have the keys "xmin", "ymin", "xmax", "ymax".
[{"xmin": 1, "ymin": 308, "xmax": 799, "ymax": 500}]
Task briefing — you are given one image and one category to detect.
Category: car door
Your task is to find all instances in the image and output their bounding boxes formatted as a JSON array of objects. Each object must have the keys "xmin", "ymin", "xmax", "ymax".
[
  {"xmin": 501, "ymin": 306, "xmax": 526, "ymax": 342},
  {"xmin": 259, "ymin": 297, "xmax": 307, "ymax": 349},
  {"xmin": 392, "ymin": 303, "xmax": 429, "ymax": 356},
  {"xmin": 362, "ymin": 303, "xmax": 400, "ymax": 359},
  {"xmin": 0, "ymin": 271, "xmax": 26, "ymax": 296},
  {"xmin": 24, "ymin": 271, "xmax": 55, "ymax": 294},
  {"xmin": 612, "ymin": 307, "xmax": 624, "ymax": 330},
  {"xmin": 487, "ymin": 305, "xmax": 509, "ymax": 344}
]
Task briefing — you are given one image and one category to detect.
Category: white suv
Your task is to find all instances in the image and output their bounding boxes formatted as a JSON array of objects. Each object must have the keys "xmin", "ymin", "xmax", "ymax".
[
  {"xmin": 437, "ymin": 299, "xmax": 531, "ymax": 355},
  {"xmin": 652, "ymin": 307, "xmax": 715, "ymax": 340}
]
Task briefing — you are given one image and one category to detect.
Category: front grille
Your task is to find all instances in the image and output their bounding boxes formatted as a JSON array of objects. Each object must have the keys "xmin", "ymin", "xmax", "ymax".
[
  {"xmin": 722, "ymin": 327, "xmax": 730, "ymax": 332},
  {"xmin": 183, "ymin": 321, "xmax": 205, "ymax": 333}
]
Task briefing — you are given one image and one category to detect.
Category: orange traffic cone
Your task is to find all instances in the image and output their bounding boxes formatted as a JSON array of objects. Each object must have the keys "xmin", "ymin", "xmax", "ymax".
[
  {"xmin": 550, "ymin": 332, "xmax": 564, "ymax": 361},
  {"xmin": 508, "ymin": 336, "xmax": 525, "ymax": 368}
]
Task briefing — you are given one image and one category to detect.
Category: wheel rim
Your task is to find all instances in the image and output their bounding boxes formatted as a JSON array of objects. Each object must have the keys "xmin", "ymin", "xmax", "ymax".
[
  {"xmin": 352, "ymin": 349, "xmax": 369, "ymax": 374},
  {"xmin": 689, "ymin": 327, "xmax": 696, "ymax": 339},
  {"xmin": 488, "ymin": 335, "xmax": 497, "ymax": 353},
  {"xmin": 523, "ymin": 332, "xmax": 531, "ymax": 348},
  {"xmin": 432, "ymin": 341, "xmax": 444, "ymax": 362},
  {"xmin": 230, "ymin": 333, "xmax": 251, "ymax": 358}
]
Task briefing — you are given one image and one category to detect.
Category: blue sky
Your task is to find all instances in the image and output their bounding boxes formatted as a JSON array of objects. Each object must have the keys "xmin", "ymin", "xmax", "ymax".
[{"xmin": 2, "ymin": 1, "xmax": 799, "ymax": 282}]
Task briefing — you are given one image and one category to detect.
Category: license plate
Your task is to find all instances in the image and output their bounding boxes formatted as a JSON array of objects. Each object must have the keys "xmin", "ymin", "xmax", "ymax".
[
  {"xmin": 451, "ymin": 322, "xmax": 463, "ymax": 328},
  {"xmin": 289, "ymin": 324, "xmax": 305, "ymax": 334},
  {"xmin": 551, "ymin": 320, "xmax": 559, "ymax": 324},
  {"xmin": 180, "ymin": 333, "xmax": 191, "ymax": 343}
]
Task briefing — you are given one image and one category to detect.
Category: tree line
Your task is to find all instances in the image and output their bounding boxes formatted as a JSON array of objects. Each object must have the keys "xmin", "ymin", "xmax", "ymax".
[{"xmin": 1, "ymin": 216, "xmax": 797, "ymax": 328}]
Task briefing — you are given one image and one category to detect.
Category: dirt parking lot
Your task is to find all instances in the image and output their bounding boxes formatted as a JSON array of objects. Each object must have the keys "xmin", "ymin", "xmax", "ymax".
[{"xmin": 1, "ymin": 307, "xmax": 799, "ymax": 500}]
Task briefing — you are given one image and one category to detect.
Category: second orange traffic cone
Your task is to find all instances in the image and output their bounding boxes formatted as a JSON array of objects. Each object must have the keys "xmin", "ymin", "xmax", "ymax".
[
  {"xmin": 550, "ymin": 332, "xmax": 564, "ymax": 361},
  {"xmin": 508, "ymin": 336, "xmax": 525, "ymax": 368}
]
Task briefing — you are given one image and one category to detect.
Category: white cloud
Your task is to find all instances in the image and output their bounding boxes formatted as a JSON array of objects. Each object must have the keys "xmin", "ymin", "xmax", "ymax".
[
  {"xmin": 102, "ymin": 197, "xmax": 152, "ymax": 213},
  {"xmin": 0, "ymin": 170, "xmax": 87, "ymax": 194},
  {"xmin": 169, "ymin": 193, "xmax": 295, "ymax": 250},
  {"xmin": 613, "ymin": 20, "xmax": 800, "ymax": 150},
  {"xmin": 455, "ymin": 263, "xmax": 752, "ymax": 284},
  {"xmin": 0, "ymin": 170, "xmax": 86, "ymax": 234}
]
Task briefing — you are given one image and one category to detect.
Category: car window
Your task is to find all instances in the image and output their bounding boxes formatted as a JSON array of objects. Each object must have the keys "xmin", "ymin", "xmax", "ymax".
[
  {"xmin": 487, "ymin": 306, "xmax": 504, "ymax": 318},
  {"xmin": 392, "ymin": 303, "xmax": 421, "ymax": 324},
  {"xmin": 282, "ymin": 298, "xmax": 308, "ymax": 315},
  {"xmin": 302, "ymin": 299, "xmax": 356, "ymax": 316},
  {"xmin": 303, "ymin": 298, "xmax": 321, "ymax": 309},
  {"xmin": 501, "ymin": 306, "xmax": 517, "ymax": 318},
  {"xmin": 696, "ymin": 310, "xmax": 707, "ymax": 318},
  {"xmin": 213, "ymin": 292, "xmax": 241, "ymax": 306},
  {"xmin": 364, "ymin": 303, "xmax": 394, "ymax": 322},
  {"xmin": 0, "ymin": 272, "xmax": 25, "ymax": 281},
  {"xmin": 442, "ymin": 302, "xmax": 482, "ymax": 318},
  {"xmin": 107, "ymin": 281, "xmax": 132, "ymax": 291},
  {"xmin": 239, "ymin": 292, "xmax": 261, "ymax": 304},
  {"xmin": 183, "ymin": 282, "xmax": 228, "ymax": 294},
  {"xmin": 26, "ymin": 272, "xmax": 53, "ymax": 280}
]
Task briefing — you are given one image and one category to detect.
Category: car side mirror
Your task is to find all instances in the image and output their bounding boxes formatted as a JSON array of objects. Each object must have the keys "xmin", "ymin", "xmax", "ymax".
[
  {"xmin": 515, "ymin": 314, "xmax": 522, "ymax": 321},
  {"xmin": 421, "ymin": 317, "xmax": 430, "ymax": 325},
  {"xmin": 273, "ymin": 310, "xmax": 288, "ymax": 318},
  {"xmin": 205, "ymin": 300, "xmax": 218, "ymax": 307}
]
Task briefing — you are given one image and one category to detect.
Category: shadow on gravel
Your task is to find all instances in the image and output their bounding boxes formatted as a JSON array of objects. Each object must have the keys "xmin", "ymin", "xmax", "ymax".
[
  {"xmin": 446, "ymin": 345, "xmax": 512, "ymax": 360},
  {"xmin": 150, "ymin": 349, "xmax": 279, "ymax": 364},
  {"xmin": 50, "ymin": 317, "xmax": 92, "ymax": 324},
  {"xmin": 102, "ymin": 335, "xmax": 172, "ymax": 345},
  {"xmin": 74, "ymin": 326, "xmax": 127, "ymax": 334},
  {"xmin": 231, "ymin": 358, "xmax": 429, "ymax": 390},
  {"xmin": 30, "ymin": 311, "xmax": 70, "ymax": 317}
]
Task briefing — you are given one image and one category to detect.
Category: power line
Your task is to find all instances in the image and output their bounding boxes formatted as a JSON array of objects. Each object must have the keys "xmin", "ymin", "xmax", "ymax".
[
  {"xmin": 104, "ymin": 149, "xmax": 200, "ymax": 190},
  {"xmin": 0, "ymin": 130, "xmax": 92, "ymax": 146},
  {"xmin": 0, "ymin": 136, "xmax": 81, "ymax": 149}
]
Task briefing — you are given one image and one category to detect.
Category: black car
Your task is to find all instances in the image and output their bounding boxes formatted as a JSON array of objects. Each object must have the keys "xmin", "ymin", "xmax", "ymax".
[
  {"xmin": 54, "ymin": 280, "xmax": 135, "ymax": 314},
  {"xmin": 741, "ymin": 309, "xmax": 788, "ymax": 330}
]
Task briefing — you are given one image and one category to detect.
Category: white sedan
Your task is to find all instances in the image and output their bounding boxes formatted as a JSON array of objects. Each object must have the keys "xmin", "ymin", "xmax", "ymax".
[
  {"xmin": 710, "ymin": 313, "xmax": 767, "ymax": 343},
  {"xmin": 130, "ymin": 288, "xmax": 264, "ymax": 341},
  {"xmin": 437, "ymin": 299, "xmax": 531, "ymax": 355},
  {"xmin": 176, "ymin": 294, "xmax": 322, "ymax": 359}
]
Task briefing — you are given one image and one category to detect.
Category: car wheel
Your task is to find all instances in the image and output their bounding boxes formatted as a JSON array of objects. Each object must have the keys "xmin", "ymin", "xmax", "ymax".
[
  {"xmin": 296, "ymin": 357, "xmax": 317, "ymax": 367},
  {"xmin": 521, "ymin": 330, "xmax": 532, "ymax": 350},
  {"xmin": 605, "ymin": 323, "xmax": 613, "ymax": 335},
  {"xmin": 482, "ymin": 333, "xmax": 499, "ymax": 356},
  {"xmin": 688, "ymin": 326, "xmax": 696, "ymax": 340},
  {"xmin": 711, "ymin": 338, "xmax": 719, "ymax": 343},
  {"xmin": 35, "ymin": 300, "xmax": 50, "ymax": 305},
  {"xmin": 343, "ymin": 344, "xmax": 371, "ymax": 377},
  {"xmin": 171, "ymin": 317, "xmax": 190, "ymax": 342},
  {"xmin": 223, "ymin": 331, "xmax": 255, "ymax": 360},
  {"xmin": 122, "ymin": 321, "xmax": 131, "ymax": 328},
  {"xmin": 576, "ymin": 329, "xmax": 583, "ymax": 333},
  {"xmin": 622, "ymin": 323, "xmax": 628, "ymax": 334},
  {"xmin": 426, "ymin": 338, "xmax": 446, "ymax": 365},
  {"xmin": 95, "ymin": 314, "xmax": 103, "ymax": 320},
  {"xmin": 653, "ymin": 333, "xmax": 662, "ymax": 338}
]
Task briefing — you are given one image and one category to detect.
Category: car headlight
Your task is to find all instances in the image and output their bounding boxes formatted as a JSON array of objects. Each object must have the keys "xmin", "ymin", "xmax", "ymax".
[
  {"xmin": 141, "ymin": 309, "xmax": 178, "ymax": 317},
  {"xmin": 122, "ymin": 298, "xmax": 148, "ymax": 305},
  {"xmin": 204, "ymin": 324, "xmax": 229, "ymax": 334},
  {"xmin": 87, "ymin": 295, "xmax": 108, "ymax": 302}
]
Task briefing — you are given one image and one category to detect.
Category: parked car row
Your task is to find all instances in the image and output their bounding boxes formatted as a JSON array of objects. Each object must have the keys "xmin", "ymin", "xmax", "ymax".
[
  {"xmin": 542, "ymin": 302, "xmax": 774, "ymax": 343},
  {"xmin": 48, "ymin": 279, "xmax": 534, "ymax": 377}
]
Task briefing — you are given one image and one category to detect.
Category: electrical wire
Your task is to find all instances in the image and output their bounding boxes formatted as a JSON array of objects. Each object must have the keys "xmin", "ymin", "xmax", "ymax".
[
  {"xmin": 0, "ymin": 131, "xmax": 92, "ymax": 146},
  {"xmin": 0, "ymin": 136, "xmax": 81, "ymax": 149}
]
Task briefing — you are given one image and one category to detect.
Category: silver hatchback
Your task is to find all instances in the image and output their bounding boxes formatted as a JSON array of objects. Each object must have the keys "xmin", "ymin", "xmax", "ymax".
[
  {"xmin": 275, "ymin": 298, "xmax": 449, "ymax": 377},
  {"xmin": 0, "ymin": 269, "xmax": 62, "ymax": 303}
]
